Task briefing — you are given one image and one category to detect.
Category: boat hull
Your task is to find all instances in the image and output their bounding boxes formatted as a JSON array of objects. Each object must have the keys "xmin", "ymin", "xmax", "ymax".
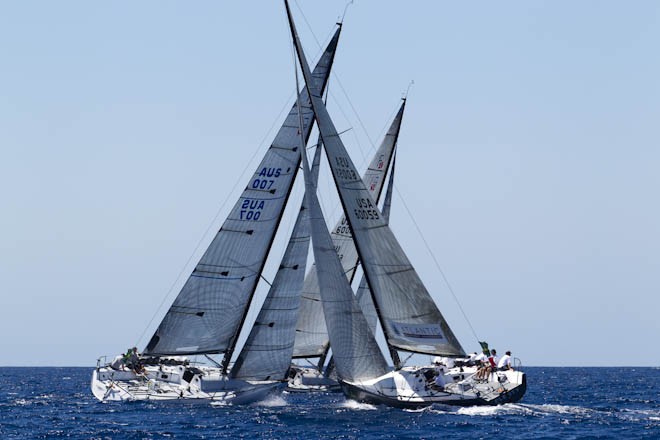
[
  {"xmin": 339, "ymin": 367, "xmax": 527, "ymax": 409},
  {"xmin": 91, "ymin": 365, "xmax": 284, "ymax": 404}
]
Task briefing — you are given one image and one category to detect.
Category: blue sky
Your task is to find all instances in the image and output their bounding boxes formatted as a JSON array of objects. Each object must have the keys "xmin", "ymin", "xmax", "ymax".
[{"xmin": 1, "ymin": 1, "xmax": 658, "ymax": 366}]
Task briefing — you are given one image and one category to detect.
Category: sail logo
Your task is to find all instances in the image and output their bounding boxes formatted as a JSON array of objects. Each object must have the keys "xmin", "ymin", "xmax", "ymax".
[
  {"xmin": 376, "ymin": 154, "xmax": 385, "ymax": 169},
  {"xmin": 368, "ymin": 176, "xmax": 379, "ymax": 192},
  {"xmin": 391, "ymin": 322, "xmax": 447, "ymax": 342}
]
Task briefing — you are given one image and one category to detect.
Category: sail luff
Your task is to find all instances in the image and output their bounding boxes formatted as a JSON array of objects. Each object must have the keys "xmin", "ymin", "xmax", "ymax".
[
  {"xmin": 143, "ymin": 26, "xmax": 341, "ymax": 358},
  {"xmin": 230, "ymin": 143, "xmax": 323, "ymax": 380},
  {"xmin": 287, "ymin": 3, "xmax": 465, "ymax": 358}
]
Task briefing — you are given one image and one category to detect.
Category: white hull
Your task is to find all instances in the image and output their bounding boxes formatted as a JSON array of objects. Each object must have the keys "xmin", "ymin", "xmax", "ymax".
[
  {"xmin": 340, "ymin": 366, "xmax": 526, "ymax": 409},
  {"xmin": 91, "ymin": 363, "xmax": 284, "ymax": 404}
]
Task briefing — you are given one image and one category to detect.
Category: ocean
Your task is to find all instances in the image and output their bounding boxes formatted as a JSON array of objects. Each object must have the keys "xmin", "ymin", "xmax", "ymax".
[{"xmin": 0, "ymin": 367, "xmax": 657, "ymax": 439}]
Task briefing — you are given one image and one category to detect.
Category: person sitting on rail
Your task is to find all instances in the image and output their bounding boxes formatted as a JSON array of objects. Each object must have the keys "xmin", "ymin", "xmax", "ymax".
[{"xmin": 497, "ymin": 351, "xmax": 514, "ymax": 371}]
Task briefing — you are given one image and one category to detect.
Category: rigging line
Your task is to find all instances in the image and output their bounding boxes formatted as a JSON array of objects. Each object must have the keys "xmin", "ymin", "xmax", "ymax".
[
  {"xmin": 293, "ymin": 0, "xmax": 374, "ymax": 156},
  {"xmin": 401, "ymin": 351, "xmax": 415, "ymax": 366},
  {"xmin": 134, "ymin": 77, "xmax": 299, "ymax": 350},
  {"xmin": 392, "ymin": 185, "xmax": 481, "ymax": 343}
]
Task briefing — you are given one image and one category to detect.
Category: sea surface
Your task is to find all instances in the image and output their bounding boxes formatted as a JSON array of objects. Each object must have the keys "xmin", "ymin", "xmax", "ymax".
[{"xmin": 0, "ymin": 367, "xmax": 658, "ymax": 439}]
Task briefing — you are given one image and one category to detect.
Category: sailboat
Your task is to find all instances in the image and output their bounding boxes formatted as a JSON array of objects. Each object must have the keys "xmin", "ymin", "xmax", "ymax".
[
  {"xmin": 289, "ymin": 100, "xmax": 405, "ymax": 392},
  {"xmin": 91, "ymin": 26, "xmax": 342, "ymax": 403},
  {"xmin": 285, "ymin": 0, "xmax": 527, "ymax": 408}
]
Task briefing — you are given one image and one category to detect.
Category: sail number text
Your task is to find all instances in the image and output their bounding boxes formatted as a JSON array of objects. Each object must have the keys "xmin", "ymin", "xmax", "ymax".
[
  {"xmin": 354, "ymin": 197, "xmax": 379, "ymax": 221},
  {"xmin": 334, "ymin": 157, "xmax": 357, "ymax": 181},
  {"xmin": 251, "ymin": 167, "xmax": 282, "ymax": 191},
  {"xmin": 334, "ymin": 217, "xmax": 351, "ymax": 235},
  {"xmin": 242, "ymin": 167, "xmax": 283, "ymax": 220}
]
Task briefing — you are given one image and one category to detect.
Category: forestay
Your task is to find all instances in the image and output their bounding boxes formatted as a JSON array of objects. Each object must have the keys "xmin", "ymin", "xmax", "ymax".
[
  {"xmin": 231, "ymin": 143, "xmax": 323, "ymax": 381},
  {"xmin": 293, "ymin": 102, "xmax": 405, "ymax": 359},
  {"xmin": 288, "ymin": 6, "xmax": 465, "ymax": 358},
  {"xmin": 144, "ymin": 28, "xmax": 341, "ymax": 356}
]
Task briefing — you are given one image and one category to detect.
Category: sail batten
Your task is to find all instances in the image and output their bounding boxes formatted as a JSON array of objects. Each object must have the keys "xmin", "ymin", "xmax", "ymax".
[
  {"xmin": 144, "ymin": 27, "xmax": 342, "ymax": 357},
  {"xmin": 287, "ymin": 5, "xmax": 465, "ymax": 361}
]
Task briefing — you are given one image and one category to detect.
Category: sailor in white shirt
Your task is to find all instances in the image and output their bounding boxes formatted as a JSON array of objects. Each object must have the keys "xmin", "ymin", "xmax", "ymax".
[{"xmin": 497, "ymin": 351, "xmax": 513, "ymax": 370}]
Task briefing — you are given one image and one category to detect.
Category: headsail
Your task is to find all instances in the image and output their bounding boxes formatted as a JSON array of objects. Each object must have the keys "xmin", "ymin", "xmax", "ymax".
[
  {"xmin": 355, "ymin": 154, "xmax": 398, "ymax": 335},
  {"xmin": 286, "ymin": 3, "xmax": 465, "ymax": 358},
  {"xmin": 293, "ymin": 102, "xmax": 406, "ymax": 360},
  {"xmin": 298, "ymin": 109, "xmax": 390, "ymax": 384},
  {"xmin": 230, "ymin": 143, "xmax": 323, "ymax": 381},
  {"xmin": 144, "ymin": 27, "xmax": 342, "ymax": 357}
]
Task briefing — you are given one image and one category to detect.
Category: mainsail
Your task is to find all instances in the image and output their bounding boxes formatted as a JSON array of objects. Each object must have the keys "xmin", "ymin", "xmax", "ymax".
[
  {"xmin": 230, "ymin": 143, "xmax": 323, "ymax": 381},
  {"xmin": 144, "ymin": 27, "xmax": 341, "ymax": 358},
  {"xmin": 293, "ymin": 102, "xmax": 406, "ymax": 360},
  {"xmin": 287, "ymin": 4, "xmax": 465, "ymax": 358}
]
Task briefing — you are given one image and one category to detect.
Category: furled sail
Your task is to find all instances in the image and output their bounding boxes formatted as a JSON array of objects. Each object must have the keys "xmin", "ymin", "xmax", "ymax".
[
  {"xmin": 293, "ymin": 102, "xmax": 405, "ymax": 359},
  {"xmin": 287, "ymin": 5, "xmax": 465, "ymax": 358},
  {"xmin": 298, "ymin": 113, "xmax": 390, "ymax": 383},
  {"xmin": 230, "ymin": 143, "xmax": 323, "ymax": 381},
  {"xmin": 144, "ymin": 27, "xmax": 341, "ymax": 357}
]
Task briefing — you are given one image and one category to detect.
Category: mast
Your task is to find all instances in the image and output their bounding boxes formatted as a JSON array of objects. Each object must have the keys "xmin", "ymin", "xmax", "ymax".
[
  {"xmin": 294, "ymin": 67, "xmax": 390, "ymax": 383},
  {"xmin": 219, "ymin": 28, "xmax": 342, "ymax": 374},
  {"xmin": 230, "ymin": 142, "xmax": 324, "ymax": 380},
  {"xmin": 286, "ymin": 0, "xmax": 465, "ymax": 359},
  {"xmin": 293, "ymin": 100, "xmax": 407, "ymax": 366},
  {"xmin": 143, "ymin": 26, "xmax": 342, "ymax": 364}
]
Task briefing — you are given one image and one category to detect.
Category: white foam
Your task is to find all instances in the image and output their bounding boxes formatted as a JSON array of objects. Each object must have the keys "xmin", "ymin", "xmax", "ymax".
[
  {"xmin": 339, "ymin": 399, "xmax": 378, "ymax": 411},
  {"xmin": 517, "ymin": 403, "xmax": 593, "ymax": 416},
  {"xmin": 255, "ymin": 395, "xmax": 288, "ymax": 407},
  {"xmin": 457, "ymin": 403, "xmax": 531, "ymax": 416}
]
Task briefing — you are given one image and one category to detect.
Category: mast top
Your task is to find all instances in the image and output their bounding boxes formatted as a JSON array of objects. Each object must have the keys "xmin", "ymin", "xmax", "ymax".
[
  {"xmin": 403, "ymin": 80, "xmax": 414, "ymax": 101},
  {"xmin": 337, "ymin": 0, "xmax": 354, "ymax": 25}
]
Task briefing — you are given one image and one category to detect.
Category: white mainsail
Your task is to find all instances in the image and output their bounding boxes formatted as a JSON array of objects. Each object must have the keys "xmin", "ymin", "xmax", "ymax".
[
  {"xmin": 143, "ymin": 28, "xmax": 342, "ymax": 363},
  {"xmin": 230, "ymin": 143, "xmax": 323, "ymax": 381},
  {"xmin": 286, "ymin": 3, "xmax": 465, "ymax": 358},
  {"xmin": 293, "ymin": 102, "xmax": 406, "ymax": 361}
]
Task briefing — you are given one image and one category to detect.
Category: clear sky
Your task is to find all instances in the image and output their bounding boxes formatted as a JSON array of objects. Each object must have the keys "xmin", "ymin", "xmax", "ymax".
[{"xmin": 1, "ymin": 1, "xmax": 658, "ymax": 367}]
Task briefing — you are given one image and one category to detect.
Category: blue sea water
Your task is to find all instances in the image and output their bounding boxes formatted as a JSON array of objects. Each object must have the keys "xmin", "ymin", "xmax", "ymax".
[{"xmin": 0, "ymin": 367, "xmax": 658, "ymax": 439}]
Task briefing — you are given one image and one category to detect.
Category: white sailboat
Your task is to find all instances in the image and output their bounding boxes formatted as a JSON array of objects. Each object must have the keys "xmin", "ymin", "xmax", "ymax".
[
  {"xmin": 91, "ymin": 27, "xmax": 342, "ymax": 403},
  {"xmin": 285, "ymin": 1, "xmax": 527, "ymax": 408}
]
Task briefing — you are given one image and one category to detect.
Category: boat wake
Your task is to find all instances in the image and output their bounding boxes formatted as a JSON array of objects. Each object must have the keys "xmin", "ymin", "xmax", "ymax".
[
  {"xmin": 339, "ymin": 400, "xmax": 378, "ymax": 411},
  {"xmin": 253, "ymin": 395, "xmax": 288, "ymax": 407},
  {"xmin": 429, "ymin": 403, "xmax": 660, "ymax": 424}
]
